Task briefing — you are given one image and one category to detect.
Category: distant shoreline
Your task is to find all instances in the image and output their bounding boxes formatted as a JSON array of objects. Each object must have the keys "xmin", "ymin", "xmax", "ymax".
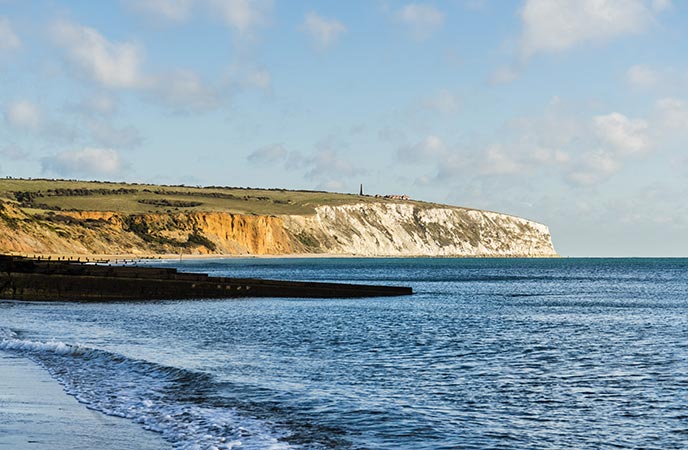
[{"xmin": 5, "ymin": 252, "xmax": 563, "ymax": 262}]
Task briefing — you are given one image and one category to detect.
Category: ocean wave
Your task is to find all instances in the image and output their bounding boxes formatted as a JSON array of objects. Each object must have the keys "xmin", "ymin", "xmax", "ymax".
[
  {"xmin": 0, "ymin": 326, "xmax": 18, "ymax": 340},
  {"xmin": 0, "ymin": 327, "xmax": 298, "ymax": 450}
]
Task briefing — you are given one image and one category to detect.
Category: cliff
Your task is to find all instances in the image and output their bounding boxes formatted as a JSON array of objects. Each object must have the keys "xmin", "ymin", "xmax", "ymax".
[
  {"xmin": 0, "ymin": 199, "xmax": 557, "ymax": 257},
  {"xmin": 284, "ymin": 203, "xmax": 556, "ymax": 257}
]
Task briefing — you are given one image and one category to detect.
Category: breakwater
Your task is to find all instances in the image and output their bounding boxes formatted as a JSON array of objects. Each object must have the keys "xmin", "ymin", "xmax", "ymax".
[{"xmin": 0, "ymin": 256, "xmax": 412, "ymax": 301}]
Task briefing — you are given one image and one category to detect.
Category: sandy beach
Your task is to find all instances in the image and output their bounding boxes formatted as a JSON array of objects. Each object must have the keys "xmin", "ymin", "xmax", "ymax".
[
  {"xmin": 0, "ymin": 352, "xmax": 165, "ymax": 450},
  {"xmin": 5, "ymin": 252, "xmax": 357, "ymax": 262}
]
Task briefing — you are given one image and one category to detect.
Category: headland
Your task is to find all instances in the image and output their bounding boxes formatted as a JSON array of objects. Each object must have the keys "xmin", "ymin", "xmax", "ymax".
[{"xmin": 0, "ymin": 178, "xmax": 557, "ymax": 258}]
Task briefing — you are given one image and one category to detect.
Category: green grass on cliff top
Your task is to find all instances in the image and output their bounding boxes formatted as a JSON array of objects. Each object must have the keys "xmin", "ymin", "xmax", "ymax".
[{"xmin": 0, "ymin": 178, "xmax": 436, "ymax": 216}]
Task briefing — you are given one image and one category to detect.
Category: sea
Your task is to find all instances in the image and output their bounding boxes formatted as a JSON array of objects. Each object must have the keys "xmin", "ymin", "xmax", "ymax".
[{"xmin": 1, "ymin": 257, "xmax": 687, "ymax": 449}]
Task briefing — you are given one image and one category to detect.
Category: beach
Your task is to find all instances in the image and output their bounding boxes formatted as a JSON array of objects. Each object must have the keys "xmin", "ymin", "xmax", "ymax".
[{"xmin": 0, "ymin": 352, "xmax": 165, "ymax": 450}]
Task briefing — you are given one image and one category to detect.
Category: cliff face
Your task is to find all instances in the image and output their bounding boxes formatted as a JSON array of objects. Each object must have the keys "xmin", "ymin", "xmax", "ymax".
[
  {"xmin": 0, "ymin": 202, "xmax": 298, "ymax": 256},
  {"xmin": 0, "ymin": 200, "xmax": 556, "ymax": 257},
  {"xmin": 284, "ymin": 203, "xmax": 556, "ymax": 257}
]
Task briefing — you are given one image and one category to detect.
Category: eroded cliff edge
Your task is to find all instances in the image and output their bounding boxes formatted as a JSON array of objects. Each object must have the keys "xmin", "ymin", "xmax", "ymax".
[{"xmin": 0, "ymin": 200, "xmax": 557, "ymax": 257}]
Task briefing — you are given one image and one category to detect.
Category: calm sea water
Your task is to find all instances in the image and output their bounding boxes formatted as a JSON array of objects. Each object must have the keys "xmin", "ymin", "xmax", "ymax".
[{"xmin": 1, "ymin": 258, "xmax": 687, "ymax": 449}]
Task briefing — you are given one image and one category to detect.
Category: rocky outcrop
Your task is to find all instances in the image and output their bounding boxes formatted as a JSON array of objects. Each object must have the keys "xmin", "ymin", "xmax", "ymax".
[{"xmin": 0, "ymin": 200, "xmax": 557, "ymax": 257}]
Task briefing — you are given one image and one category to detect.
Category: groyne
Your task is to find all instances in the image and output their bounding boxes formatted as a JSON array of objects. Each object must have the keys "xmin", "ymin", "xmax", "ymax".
[{"xmin": 0, "ymin": 256, "xmax": 412, "ymax": 301}]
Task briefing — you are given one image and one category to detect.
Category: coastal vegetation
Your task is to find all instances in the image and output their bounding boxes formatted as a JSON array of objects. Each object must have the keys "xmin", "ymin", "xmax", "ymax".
[{"xmin": 0, "ymin": 178, "xmax": 424, "ymax": 216}]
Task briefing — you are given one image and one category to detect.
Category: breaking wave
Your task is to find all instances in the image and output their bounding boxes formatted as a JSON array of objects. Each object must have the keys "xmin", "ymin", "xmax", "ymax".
[{"xmin": 0, "ymin": 327, "xmax": 299, "ymax": 450}]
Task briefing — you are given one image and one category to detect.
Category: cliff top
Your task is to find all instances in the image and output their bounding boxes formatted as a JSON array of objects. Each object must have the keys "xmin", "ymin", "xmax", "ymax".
[{"xmin": 0, "ymin": 178, "xmax": 448, "ymax": 216}]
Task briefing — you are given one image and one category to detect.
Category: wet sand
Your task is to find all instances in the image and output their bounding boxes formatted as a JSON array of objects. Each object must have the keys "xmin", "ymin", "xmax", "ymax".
[{"xmin": 0, "ymin": 352, "xmax": 165, "ymax": 450}]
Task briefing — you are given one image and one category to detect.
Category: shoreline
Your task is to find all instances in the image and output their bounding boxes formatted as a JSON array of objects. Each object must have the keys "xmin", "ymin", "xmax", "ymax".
[
  {"xmin": 0, "ymin": 351, "xmax": 165, "ymax": 450},
  {"xmin": 5, "ymin": 251, "xmax": 562, "ymax": 262}
]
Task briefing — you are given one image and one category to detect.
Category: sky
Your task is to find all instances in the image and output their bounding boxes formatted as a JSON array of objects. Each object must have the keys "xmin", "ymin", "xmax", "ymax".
[{"xmin": 1, "ymin": 0, "xmax": 687, "ymax": 257}]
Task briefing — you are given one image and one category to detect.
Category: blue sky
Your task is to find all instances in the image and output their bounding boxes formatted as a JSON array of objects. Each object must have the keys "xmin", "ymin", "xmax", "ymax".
[{"xmin": 1, "ymin": 0, "xmax": 687, "ymax": 256}]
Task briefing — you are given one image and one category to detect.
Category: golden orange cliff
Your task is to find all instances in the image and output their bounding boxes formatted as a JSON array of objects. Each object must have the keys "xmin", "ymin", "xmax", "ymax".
[{"xmin": 0, "ymin": 200, "xmax": 557, "ymax": 257}]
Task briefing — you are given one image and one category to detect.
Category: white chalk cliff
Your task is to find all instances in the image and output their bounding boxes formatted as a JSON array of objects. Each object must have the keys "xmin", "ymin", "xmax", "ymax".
[{"xmin": 284, "ymin": 203, "xmax": 557, "ymax": 257}]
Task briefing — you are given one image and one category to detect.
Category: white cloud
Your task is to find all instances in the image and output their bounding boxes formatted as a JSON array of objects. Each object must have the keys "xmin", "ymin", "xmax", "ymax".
[
  {"xmin": 246, "ymin": 140, "xmax": 364, "ymax": 188},
  {"xmin": 656, "ymin": 97, "xmax": 688, "ymax": 129},
  {"xmin": 529, "ymin": 147, "xmax": 571, "ymax": 164},
  {"xmin": 87, "ymin": 120, "xmax": 143, "ymax": 149},
  {"xmin": 489, "ymin": 65, "xmax": 521, "ymax": 85},
  {"xmin": 228, "ymin": 64, "xmax": 272, "ymax": 90},
  {"xmin": 397, "ymin": 3, "xmax": 445, "ymax": 39},
  {"xmin": 404, "ymin": 103, "xmax": 656, "ymax": 189},
  {"xmin": 0, "ymin": 16, "xmax": 20, "ymax": 51},
  {"xmin": 243, "ymin": 67, "xmax": 271, "ymax": 89},
  {"xmin": 208, "ymin": 0, "xmax": 273, "ymax": 34},
  {"xmin": 594, "ymin": 112, "xmax": 651, "ymax": 155},
  {"xmin": 51, "ymin": 20, "xmax": 226, "ymax": 113},
  {"xmin": 4, "ymin": 99, "xmax": 76, "ymax": 141},
  {"xmin": 560, "ymin": 111, "xmax": 652, "ymax": 185},
  {"xmin": 76, "ymin": 93, "xmax": 118, "ymax": 116},
  {"xmin": 434, "ymin": 153, "xmax": 467, "ymax": 181},
  {"xmin": 303, "ymin": 12, "xmax": 346, "ymax": 49},
  {"xmin": 125, "ymin": 0, "xmax": 194, "ymax": 22},
  {"xmin": 149, "ymin": 70, "xmax": 223, "ymax": 112},
  {"xmin": 42, "ymin": 148, "xmax": 128, "ymax": 177},
  {"xmin": 422, "ymin": 90, "xmax": 460, "ymax": 114},
  {"xmin": 305, "ymin": 146, "xmax": 363, "ymax": 181},
  {"xmin": 520, "ymin": 0, "xmax": 656, "ymax": 58},
  {"xmin": 481, "ymin": 145, "xmax": 524, "ymax": 175},
  {"xmin": 5, "ymin": 100, "xmax": 41, "ymax": 131},
  {"xmin": 51, "ymin": 20, "xmax": 147, "ymax": 89},
  {"xmin": 624, "ymin": 64, "xmax": 688, "ymax": 94},
  {"xmin": 316, "ymin": 179, "xmax": 347, "ymax": 191},
  {"xmin": 397, "ymin": 135, "xmax": 447, "ymax": 163},
  {"xmin": 626, "ymin": 64, "xmax": 659, "ymax": 87},
  {"xmin": 652, "ymin": 0, "xmax": 672, "ymax": 12},
  {"xmin": 567, "ymin": 150, "xmax": 620, "ymax": 186},
  {"xmin": 247, "ymin": 144, "xmax": 287, "ymax": 164}
]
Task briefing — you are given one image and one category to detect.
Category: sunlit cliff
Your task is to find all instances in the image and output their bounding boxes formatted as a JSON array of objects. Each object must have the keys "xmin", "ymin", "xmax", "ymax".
[{"xmin": 0, "ymin": 199, "xmax": 556, "ymax": 257}]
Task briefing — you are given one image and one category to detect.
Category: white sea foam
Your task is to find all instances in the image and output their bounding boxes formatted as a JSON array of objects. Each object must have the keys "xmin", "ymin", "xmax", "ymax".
[
  {"xmin": 0, "ymin": 326, "xmax": 18, "ymax": 340},
  {"xmin": 0, "ymin": 327, "xmax": 298, "ymax": 450},
  {"xmin": 0, "ymin": 337, "xmax": 79, "ymax": 355}
]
